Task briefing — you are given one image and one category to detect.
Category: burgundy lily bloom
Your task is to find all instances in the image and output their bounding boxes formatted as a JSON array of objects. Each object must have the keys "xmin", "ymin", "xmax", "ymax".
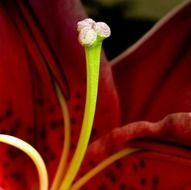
[{"xmin": 0, "ymin": 0, "xmax": 191, "ymax": 190}]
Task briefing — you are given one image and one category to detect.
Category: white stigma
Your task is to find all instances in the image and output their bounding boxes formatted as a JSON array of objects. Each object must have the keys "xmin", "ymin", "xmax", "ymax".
[
  {"xmin": 77, "ymin": 18, "xmax": 96, "ymax": 32},
  {"xmin": 77, "ymin": 18, "xmax": 111, "ymax": 46},
  {"xmin": 78, "ymin": 27, "xmax": 97, "ymax": 46},
  {"xmin": 93, "ymin": 22, "xmax": 111, "ymax": 38}
]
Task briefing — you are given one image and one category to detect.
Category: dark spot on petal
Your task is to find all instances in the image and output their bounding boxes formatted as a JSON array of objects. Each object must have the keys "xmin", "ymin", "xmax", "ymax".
[
  {"xmin": 42, "ymin": 144, "xmax": 50, "ymax": 153},
  {"xmin": 10, "ymin": 119, "xmax": 21, "ymax": 135},
  {"xmin": 50, "ymin": 120, "xmax": 58, "ymax": 128},
  {"xmin": 50, "ymin": 119, "xmax": 64, "ymax": 129},
  {"xmin": 75, "ymin": 92, "xmax": 81, "ymax": 99},
  {"xmin": 79, "ymin": 172, "xmax": 85, "ymax": 177},
  {"xmin": 49, "ymin": 153, "xmax": 56, "ymax": 160},
  {"xmin": 5, "ymin": 108, "xmax": 13, "ymax": 118},
  {"xmin": 132, "ymin": 163, "xmax": 138, "ymax": 172},
  {"xmin": 58, "ymin": 119, "xmax": 64, "ymax": 126},
  {"xmin": 115, "ymin": 160, "xmax": 122, "ymax": 168},
  {"xmin": 98, "ymin": 184, "xmax": 107, "ymax": 190},
  {"xmin": 11, "ymin": 172, "xmax": 22, "ymax": 181},
  {"xmin": 104, "ymin": 170, "xmax": 116, "ymax": 183},
  {"xmin": 37, "ymin": 98, "xmax": 44, "ymax": 106},
  {"xmin": 74, "ymin": 104, "xmax": 81, "ymax": 112},
  {"xmin": 139, "ymin": 160, "xmax": 145, "ymax": 169},
  {"xmin": 120, "ymin": 183, "xmax": 126, "ymax": 190},
  {"xmin": 39, "ymin": 127, "xmax": 46, "ymax": 139},
  {"xmin": 27, "ymin": 125, "xmax": 33, "ymax": 134},
  {"xmin": 7, "ymin": 148, "xmax": 19, "ymax": 160},
  {"xmin": 90, "ymin": 128, "xmax": 96, "ymax": 140},
  {"xmin": 41, "ymin": 145, "xmax": 56, "ymax": 162},
  {"xmin": 71, "ymin": 144, "xmax": 76, "ymax": 149},
  {"xmin": 71, "ymin": 117, "xmax": 77, "ymax": 125},
  {"xmin": 88, "ymin": 160, "xmax": 96, "ymax": 167},
  {"xmin": 60, "ymin": 134, "xmax": 64, "ymax": 142},
  {"xmin": 48, "ymin": 105, "xmax": 55, "ymax": 113},
  {"xmin": 140, "ymin": 177, "xmax": 146, "ymax": 186},
  {"xmin": 152, "ymin": 176, "xmax": 159, "ymax": 189}
]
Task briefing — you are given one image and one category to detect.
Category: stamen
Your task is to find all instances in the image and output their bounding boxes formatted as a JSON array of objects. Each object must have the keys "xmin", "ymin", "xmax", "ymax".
[
  {"xmin": 71, "ymin": 148, "xmax": 140, "ymax": 190},
  {"xmin": 0, "ymin": 134, "xmax": 48, "ymax": 190},
  {"xmin": 50, "ymin": 82, "xmax": 71, "ymax": 190},
  {"xmin": 59, "ymin": 18, "xmax": 110, "ymax": 189}
]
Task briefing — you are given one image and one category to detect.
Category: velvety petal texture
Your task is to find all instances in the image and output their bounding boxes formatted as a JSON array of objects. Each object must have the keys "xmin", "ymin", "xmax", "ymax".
[
  {"xmin": 1, "ymin": 0, "xmax": 191, "ymax": 189},
  {"xmin": 79, "ymin": 113, "xmax": 191, "ymax": 190},
  {"xmin": 112, "ymin": 0, "xmax": 191, "ymax": 124},
  {"xmin": 0, "ymin": 1, "xmax": 64, "ymax": 189}
]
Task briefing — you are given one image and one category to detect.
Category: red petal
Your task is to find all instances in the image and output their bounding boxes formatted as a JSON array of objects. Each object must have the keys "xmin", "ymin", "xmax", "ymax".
[
  {"xmin": 0, "ymin": 3, "xmax": 39, "ymax": 189},
  {"xmin": 112, "ymin": 1, "xmax": 191, "ymax": 124},
  {"xmin": 79, "ymin": 113, "xmax": 191, "ymax": 189}
]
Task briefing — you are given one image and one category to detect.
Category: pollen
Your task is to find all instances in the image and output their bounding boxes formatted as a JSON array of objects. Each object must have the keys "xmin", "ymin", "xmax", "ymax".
[
  {"xmin": 77, "ymin": 18, "xmax": 111, "ymax": 47},
  {"xmin": 77, "ymin": 18, "xmax": 95, "ymax": 32},
  {"xmin": 93, "ymin": 22, "xmax": 111, "ymax": 38},
  {"xmin": 78, "ymin": 27, "xmax": 97, "ymax": 47}
]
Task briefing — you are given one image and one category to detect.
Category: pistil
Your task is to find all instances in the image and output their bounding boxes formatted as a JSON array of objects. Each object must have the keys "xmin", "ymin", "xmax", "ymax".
[{"xmin": 59, "ymin": 19, "xmax": 111, "ymax": 190}]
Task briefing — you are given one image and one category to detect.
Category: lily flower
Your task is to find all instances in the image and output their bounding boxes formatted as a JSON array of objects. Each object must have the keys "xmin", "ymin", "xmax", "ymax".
[{"xmin": 0, "ymin": 0, "xmax": 191, "ymax": 190}]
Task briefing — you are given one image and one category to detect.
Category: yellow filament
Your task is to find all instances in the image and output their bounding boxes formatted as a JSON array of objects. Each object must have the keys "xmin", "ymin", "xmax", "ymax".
[
  {"xmin": 0, "ymin": 134, "xmax": 48, "ymax": 190},
  {"xmin": 71, "ymin": 148, "xmax": 139, "ymax": 190},
  {"xmin": 59, "ymin": 44, "xmax": 102, "ymax": 189},
  {"xmin": 50, "ymin": 82, "xmax": 71, "ymax": 190}
]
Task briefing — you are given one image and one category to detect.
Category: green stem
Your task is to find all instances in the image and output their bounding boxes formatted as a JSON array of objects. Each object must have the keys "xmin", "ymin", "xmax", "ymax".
[{"xmin": 59, "ymin": 43, "xmax": 102, "ymax": 189}]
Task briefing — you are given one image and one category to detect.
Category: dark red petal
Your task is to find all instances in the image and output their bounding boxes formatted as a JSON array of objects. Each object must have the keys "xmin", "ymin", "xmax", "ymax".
[
  {"xmin": 79, "ymin": 113, "xmax": 191, "ymax": 189},
  {"xmin": 0, "ymin": 1, "xmax": 67, "ymax": 188},
  {"xmin": 112, "ymin": 1, "xmax": 191, "ymax": 124},
  {"xmin": 0, "ymin": 3, "xmax": 39, "ymax": 189}
]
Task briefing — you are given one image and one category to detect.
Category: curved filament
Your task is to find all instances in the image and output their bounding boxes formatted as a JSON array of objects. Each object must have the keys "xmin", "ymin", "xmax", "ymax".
[
  {"xmin": 71, "ymin": 148, "xmax": 140, "ymax": 190},
  {"xmin": 0, "ymin": 134, "xmax": 48, "ymax": 190},
  {"xmin": 50, "ymin": 82, "xmax": 71, "ymax": 190}
]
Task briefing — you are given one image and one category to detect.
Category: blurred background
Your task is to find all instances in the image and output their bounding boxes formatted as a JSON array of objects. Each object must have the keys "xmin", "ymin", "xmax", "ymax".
[{"xmin": 81, "ymin": 0, "xmax": 184, "ymax": 60}]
